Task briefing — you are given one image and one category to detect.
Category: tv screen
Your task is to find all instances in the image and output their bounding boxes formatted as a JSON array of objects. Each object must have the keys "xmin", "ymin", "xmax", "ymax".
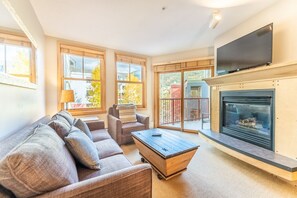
[{"xmin": 217, "ymin": 23, "xmax": 273, "ymax": 76}]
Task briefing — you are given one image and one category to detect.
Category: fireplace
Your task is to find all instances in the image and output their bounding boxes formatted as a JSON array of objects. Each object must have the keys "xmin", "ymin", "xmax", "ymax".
[{"xmin": 220, "ymin": 90, "xmax": 274, "ymax": 150}]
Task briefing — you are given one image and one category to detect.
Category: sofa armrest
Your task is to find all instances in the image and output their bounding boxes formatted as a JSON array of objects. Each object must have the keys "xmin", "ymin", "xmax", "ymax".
[
  {"xmin": 36, "ymin": 164, "xmax": 152, "ymax": 198},
  {"xmin": 136, "ymin": 114, "xmax": 149, "ymax": 129},
  {"xmin": 107, "ymin": 115, "xmax": 122, "ymax": 144},
  {"xmin": 86, "ymin": 120, "xmax": 105, "ymax": 131}
]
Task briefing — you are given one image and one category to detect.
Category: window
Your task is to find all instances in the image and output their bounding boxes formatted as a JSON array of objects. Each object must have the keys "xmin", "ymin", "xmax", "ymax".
[
  {"xmin": 116, "ymin": 54, "xmax": 146, "ymax": 108},
  {"xmin": 59, "ymin": 43, "xmax": 106, "ymax": 115},
  {"xmin": 0, "ymin": 32, "xmax": 35, "ymax": 83}
]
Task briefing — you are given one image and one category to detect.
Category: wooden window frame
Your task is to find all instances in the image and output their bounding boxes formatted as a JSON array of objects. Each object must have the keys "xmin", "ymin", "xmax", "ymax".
[
  {"xmin": 0, "ymin": 31, "xmax": 36, "ymax": 83},
  {"xmin": 58, "ymin": 41, "xmax": 106, "ymax": 116},
  {"xmin": 115, "ymin": 53, "xmax": 147, "ymax": 109}
]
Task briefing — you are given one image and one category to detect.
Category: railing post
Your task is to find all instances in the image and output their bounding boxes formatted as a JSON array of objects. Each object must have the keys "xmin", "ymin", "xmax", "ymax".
[{"xmin": 172, "ymin": 99, "xmax": 175, "ymax": 125}]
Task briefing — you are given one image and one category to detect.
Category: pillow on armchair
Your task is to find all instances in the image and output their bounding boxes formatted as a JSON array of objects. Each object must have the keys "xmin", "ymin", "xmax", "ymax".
[{"xmin": 117, "ymin": 104, "xmax": 137, "ymax": 124}]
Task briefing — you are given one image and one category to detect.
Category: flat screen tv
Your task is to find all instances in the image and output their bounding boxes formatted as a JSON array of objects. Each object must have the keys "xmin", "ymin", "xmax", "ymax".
[{"xmin": 217, "ymin": 23, "xmax": 273, "ymax": 76}]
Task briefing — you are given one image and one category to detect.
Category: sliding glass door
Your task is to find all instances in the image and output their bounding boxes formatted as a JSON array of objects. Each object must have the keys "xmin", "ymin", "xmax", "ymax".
[
  {"xmin": 159, "ymin": 72, "xmax": 182, "ymax": 129},
  {"xmin": 183, "ymin": 70, "xmax": 211, "ymax": 131},
  {"xmin": 158, "ymin": 68, "xmax": 211, "ymax": 132}
]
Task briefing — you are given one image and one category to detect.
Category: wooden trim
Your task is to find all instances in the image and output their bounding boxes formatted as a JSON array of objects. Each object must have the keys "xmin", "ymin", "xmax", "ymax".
[
  {"xmin": 115, "ymin": 53, "xmax": 147, "ymax": 108},
  {"xmin": 57, "ymin": 41, "xmax": 106, "ymax": 114},
  {"xmin": 153, "ymin": 56, "xmax": 214, "ymax": 66},
  {"xmin": 115, "ymin": 53, "xmax": 147, "ymax": 66},
  {"xmin": 200, "ymin": 132, "xmax": 297, "ymax": 181},
  {"xmin": 153, "ymin": 58, "xmax": 214, "ymax": 73},
  {"xmin": 204, "ymin": 61, "xmax": 297, "ymax": 86}
]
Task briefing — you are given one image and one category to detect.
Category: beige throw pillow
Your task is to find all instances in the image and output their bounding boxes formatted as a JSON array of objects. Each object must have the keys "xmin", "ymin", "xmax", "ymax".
[
  {"xmin": 117, "ymin": 104, "xmax": 137, "ymax": 124},
  {"xmin": 0, "ymin": 124, "xmax": 78, "ymax": 198}
]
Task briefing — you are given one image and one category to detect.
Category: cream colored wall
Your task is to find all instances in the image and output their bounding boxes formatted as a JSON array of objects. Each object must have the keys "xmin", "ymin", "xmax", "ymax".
[
  {"xmin": 152, "ymin": 47, "xmax": 214, "ymax": 65},
  {"xmin": 0, "ymin": 0, "xmax": 46, "ymax": 140},
  {"xmin": 214, "ymin": 0, "xmax": 297, "ymax": 69},
  {"xmin": 209, "ymin": 0, "xmax": 297, "ymax": 158},
  {"xmin": 45, "ymin": 37, "xmax": 154, "ymax": 127}
]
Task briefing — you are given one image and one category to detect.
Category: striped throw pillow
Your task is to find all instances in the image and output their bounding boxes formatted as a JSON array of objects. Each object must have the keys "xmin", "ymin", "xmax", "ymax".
[{"xmin": 117, "ymin": 104, "xmax": 137, "ymax": 124}]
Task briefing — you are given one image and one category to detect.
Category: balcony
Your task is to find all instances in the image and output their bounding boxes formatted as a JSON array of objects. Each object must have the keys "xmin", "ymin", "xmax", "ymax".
[{"xmin": 159, "ymin": 98, "xmax": 210, "ymax": 131}]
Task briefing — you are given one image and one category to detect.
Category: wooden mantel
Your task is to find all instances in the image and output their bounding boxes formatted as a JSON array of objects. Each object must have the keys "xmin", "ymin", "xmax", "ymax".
[{"xmin": 204, "ymin": 61, "xmax": 297, "ymax": 86}]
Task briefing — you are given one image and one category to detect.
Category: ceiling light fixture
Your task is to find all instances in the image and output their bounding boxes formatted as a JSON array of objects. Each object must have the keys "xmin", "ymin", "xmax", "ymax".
[{"xmin": 209, "ymin": 10, "xmax": 222, "ymax": 29}]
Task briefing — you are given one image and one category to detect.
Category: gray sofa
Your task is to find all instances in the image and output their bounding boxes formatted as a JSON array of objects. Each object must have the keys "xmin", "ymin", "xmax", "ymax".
[
  {"xmin": 108, "ymin": 105, "xmax": 149, "ymax": 145},
  {"xmin": 0, "ymin": 116, "xmax": 152, "ymax": 198}
]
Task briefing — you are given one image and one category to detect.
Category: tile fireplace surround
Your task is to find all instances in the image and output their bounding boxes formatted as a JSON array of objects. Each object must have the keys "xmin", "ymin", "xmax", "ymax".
[{"xmin": 202, "ymin": 61, "xmax": 297, "ymax": 182}]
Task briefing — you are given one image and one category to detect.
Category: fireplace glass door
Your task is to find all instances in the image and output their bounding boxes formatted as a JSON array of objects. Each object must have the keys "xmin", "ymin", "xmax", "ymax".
[
  {"xmin": 220, "ymin": 90, "xmax": 274, "ymax": 150},
  {"xmin": 224, "ymin": 103, "xmax": 271, "ymax": 138}
]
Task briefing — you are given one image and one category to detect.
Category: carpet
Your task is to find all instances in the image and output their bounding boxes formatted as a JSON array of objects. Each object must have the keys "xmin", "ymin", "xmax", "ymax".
[{"xmin": 121, "ymin": 131, "xmax": 297, "ymax": 198}]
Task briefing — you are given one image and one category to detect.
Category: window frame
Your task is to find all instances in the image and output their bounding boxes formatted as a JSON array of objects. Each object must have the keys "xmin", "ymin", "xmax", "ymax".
[
  {"xmin": 115, "ymin": 53, "xmax": 147, "ymax": 109},
  {"xmin": 58, "ymin": 42, "xmax": 106, "ymax": 116},
  {"xmin": 0, "ymin": 31, "xmax": 36, "ymax": 83}
]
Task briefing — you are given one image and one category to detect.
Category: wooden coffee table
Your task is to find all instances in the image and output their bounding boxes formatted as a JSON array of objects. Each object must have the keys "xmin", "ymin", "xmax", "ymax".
[{"xmin": 132, "ymin": 128, "xmax": 199, "ymax": 180}]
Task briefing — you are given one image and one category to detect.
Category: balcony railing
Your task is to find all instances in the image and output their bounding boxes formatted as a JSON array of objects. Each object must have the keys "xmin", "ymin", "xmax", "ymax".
[{"xmin": 159, "ymin": 98, "xmax": 209, "ymax": 125}]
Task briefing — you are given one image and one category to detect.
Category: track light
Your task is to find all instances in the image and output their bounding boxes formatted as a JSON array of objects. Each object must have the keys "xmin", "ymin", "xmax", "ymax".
[{"xmin": 209, "ymin": 10, "xmax": 222, "ymax": 29}]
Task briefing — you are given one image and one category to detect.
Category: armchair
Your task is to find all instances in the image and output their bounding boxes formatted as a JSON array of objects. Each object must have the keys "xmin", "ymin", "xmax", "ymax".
[{"xmin": 108, "ymin": 104, "xmax": 149, "ymax": 145}]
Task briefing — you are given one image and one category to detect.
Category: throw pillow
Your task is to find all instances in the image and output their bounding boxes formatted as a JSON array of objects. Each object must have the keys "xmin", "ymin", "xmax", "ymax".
[
  {"xmin": 0, "ymin": 124, "xmax": 78, "ymax": 198},
  {"xmin": 117, "ymin": 104, "xmax": 137, "ymax": 124},
  {"xmin": 52, "ymin": 110, "xmax": 75, "ymax": 126},
  {"xmin": 74, "ymin": 119, "xmax": 93, "ymax": 140},
  {"xmin": 48, "ymin": 119, "xmax": 71, "ymax": 140},
  {"xmin": 65, "ymin": 127, "xmax": 100, "ymax": 170}
]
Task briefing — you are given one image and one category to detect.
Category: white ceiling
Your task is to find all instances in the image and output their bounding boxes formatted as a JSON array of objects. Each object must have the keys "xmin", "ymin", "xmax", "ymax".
[
  {"xmin": 0, "ymin": 2, "xmax": 20, "ymax": 30},
  {"xmin": 29, "ymin": 0, "xmax": 278, "ymax": 56}
]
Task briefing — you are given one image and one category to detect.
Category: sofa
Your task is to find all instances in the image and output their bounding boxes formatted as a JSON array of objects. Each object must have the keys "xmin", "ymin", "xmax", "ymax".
[
  {"xmin": 108, "ymin": 104, "xmax": 149, "ymax": 145},
  {"xmin": 0, "ymin": 115, "xmax": 152, "ymax": 198}
]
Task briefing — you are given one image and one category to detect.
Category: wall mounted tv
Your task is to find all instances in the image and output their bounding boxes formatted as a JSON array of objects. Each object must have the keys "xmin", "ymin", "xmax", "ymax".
[{"xmin": 217, "ymin": 23, "xmax": 273, "ymax": 76}]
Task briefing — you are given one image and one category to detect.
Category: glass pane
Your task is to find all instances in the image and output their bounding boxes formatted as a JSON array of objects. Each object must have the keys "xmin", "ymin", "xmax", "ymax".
[
  {"xmin": 64, "ymin": 80, "xmax": 101, "ymax": 109},
  {"xmin": 159, "ymin": 72, "xmax": 181, "ymax": 128},
  {"xmin": 130, "ymin": 64, "xmax": 142, "ymax": 82},
  {"xmin": 117, "ymin": 82, "xmax": 142, "ymax": 105},
  {"xmin": 84, "ymin": 57, "xmax": 100, "ymax": 80},
  {"xmin": 6, "ymin": 44, "xmax": 30, "ymax": 75},
  {"xmin": 117, "ymin": 62, "xmax": 129, "ymax": 81},
  {"xmin": 184, "ymin": 70, "xmax": 211, "ymax": 130},
  {"xmin": 0, "ymin": 44, "xmax": 4, "ymax": 73},
  {"xmin": 63, "ymin": 54, "xmax": 83, "ymax": 78},
  {"xmin": 224, "ymin": 103, "xmax": 271, "ymax": 136}
]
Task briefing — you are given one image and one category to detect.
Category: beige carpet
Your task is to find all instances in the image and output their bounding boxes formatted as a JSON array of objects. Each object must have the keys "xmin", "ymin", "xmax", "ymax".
[{"xmin": 121, "ymin": 131, "xmax": 297, "ymax": 198}]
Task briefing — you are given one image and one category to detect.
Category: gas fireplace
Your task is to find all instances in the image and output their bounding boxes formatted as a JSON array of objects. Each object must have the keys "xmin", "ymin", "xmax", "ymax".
[{"xmin": 220, "ymin": 90, "xmax": 274, "ymax": 150}]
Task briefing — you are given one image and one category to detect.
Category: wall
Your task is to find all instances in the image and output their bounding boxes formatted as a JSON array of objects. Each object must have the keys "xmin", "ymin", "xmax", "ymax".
[
  {"xmin": 45, "ymin": 37, "xmax": 154, "ymax": 127},
  {"xmin": 0, "ymin": 0, "xmax": 46, "ymax": 140},
  {"xmin": 152, "ymin": 47, "xmax": 214, "ymax": 65},
  {"xmin": 214, "ymin": 0, "xmax": 297, "ymax": 70}
]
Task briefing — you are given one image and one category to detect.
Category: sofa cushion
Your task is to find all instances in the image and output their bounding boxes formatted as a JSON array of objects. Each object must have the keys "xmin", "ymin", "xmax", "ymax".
[
  {"xmin": 117, "ymin": 104, "xmax": 137, "ymax": 124},
  {"xmin": 74, "ymin": 119, "xmax": 93, "ymax": 140},
  {"xmin": 77, "ymin": 154, "xmax": 132, "ymax": 181},
  {"xmin": 48, "ymin": 119, "xmax": 71, "ymax": 139},
  {"xmin": 65, "ymin": 127, "xmax": 100, "ymax": 170},
  {"xmin": 122, "ymin": 122, "xmax": 145, "ymax": 135},
  {"xmin": 91, "ymin": 129, "xmax": 112, "ymax": 142},
  {"xmin": 94, "ymin": 139, "xmax": 123, "ymax": 159},
  {"xmin": 0, "ymin": 124, "xmax": 78, "ymax": 198}
]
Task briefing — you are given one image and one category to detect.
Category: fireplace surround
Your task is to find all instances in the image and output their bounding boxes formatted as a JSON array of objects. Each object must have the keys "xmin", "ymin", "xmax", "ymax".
[{"xmin": 220, "ymin": 90, "xmax": 274, "ymax": 150}]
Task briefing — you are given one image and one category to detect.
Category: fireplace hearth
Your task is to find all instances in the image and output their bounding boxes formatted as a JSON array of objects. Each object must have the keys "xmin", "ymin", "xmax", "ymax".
[{"xmin": 220, "ymin": 90, "xmax": 274, "ymax": 150}]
